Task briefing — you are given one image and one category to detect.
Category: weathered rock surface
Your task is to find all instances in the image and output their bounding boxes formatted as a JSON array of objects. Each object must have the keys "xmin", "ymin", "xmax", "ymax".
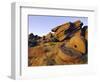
[{"xmin": 28, "ymin": 20, "xmax": 88, "ymax": 66}]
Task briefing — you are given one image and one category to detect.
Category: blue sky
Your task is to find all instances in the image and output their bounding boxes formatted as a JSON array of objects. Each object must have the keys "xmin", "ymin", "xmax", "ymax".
[{"xmin": 28, "ymin": 15, "xmax": 88, "ymax": 36}]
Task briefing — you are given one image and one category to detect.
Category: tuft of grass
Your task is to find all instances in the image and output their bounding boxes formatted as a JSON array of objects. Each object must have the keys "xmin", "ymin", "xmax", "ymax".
[{"xmin": 49, "ymin": 42, "xmax": 57, "ymax": 46}]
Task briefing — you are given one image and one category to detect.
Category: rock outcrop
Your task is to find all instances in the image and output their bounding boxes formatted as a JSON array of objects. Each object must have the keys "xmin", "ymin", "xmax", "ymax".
[{"xmin": 28, "ymin": 20, "xmax": 88, "ymax": 66}]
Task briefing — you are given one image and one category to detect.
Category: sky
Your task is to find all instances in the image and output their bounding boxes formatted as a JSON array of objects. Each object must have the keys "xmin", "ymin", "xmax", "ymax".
[{"xmin": 28, "ymin": 15, "xmax": 88, "ymax": 36}]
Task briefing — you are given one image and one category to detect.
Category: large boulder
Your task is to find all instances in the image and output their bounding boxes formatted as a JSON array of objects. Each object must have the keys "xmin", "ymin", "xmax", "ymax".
[{"xmin": 51, "ymin": 20, "xmax": 83, "ymax": 41}]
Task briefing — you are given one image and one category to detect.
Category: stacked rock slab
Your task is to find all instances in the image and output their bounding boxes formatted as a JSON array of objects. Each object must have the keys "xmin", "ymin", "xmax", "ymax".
[{"xmin": 51, "ymin": 20, "xmax": 83, "ymax": 41}]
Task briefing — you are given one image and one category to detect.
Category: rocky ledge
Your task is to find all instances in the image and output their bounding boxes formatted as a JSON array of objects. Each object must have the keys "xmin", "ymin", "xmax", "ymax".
[{"xmin": 28, "ymin": 20, "xmax": 88, "ymax": 66}]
